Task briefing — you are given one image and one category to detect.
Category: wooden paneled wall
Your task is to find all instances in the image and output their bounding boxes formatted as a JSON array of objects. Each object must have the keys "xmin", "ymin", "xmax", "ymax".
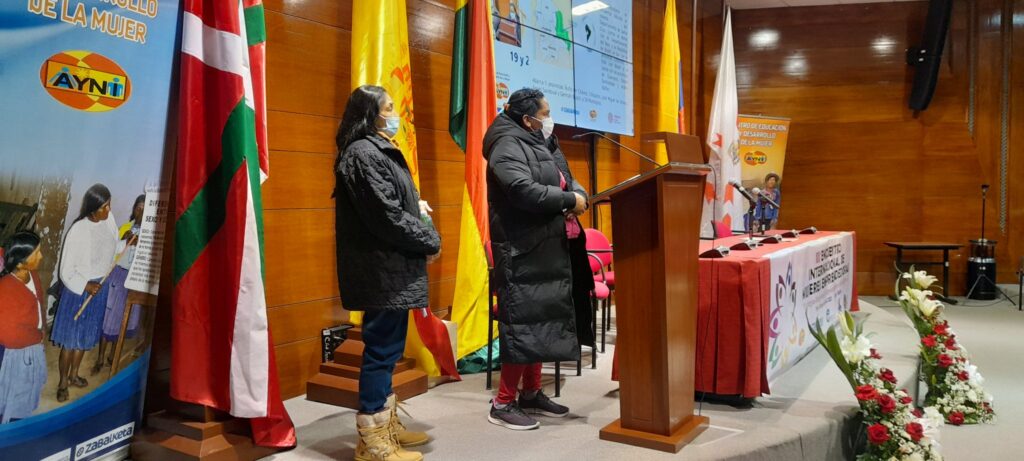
[
  {"xmin": 258, "ymin": 0, "xmax": 705, "ymax": 398},
  {"xmin": 731, "ymin": 0, "xmax": 1022, "ymax": 295}
]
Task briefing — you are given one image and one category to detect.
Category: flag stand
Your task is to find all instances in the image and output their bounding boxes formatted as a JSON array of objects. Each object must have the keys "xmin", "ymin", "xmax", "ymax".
[
  {"xmin": 131, "ymin": 401, "xmax": 284, "ymax": 460},
  {"xmin": 306, "ymin": 326, "xmax": 429, "ymax": 409}
]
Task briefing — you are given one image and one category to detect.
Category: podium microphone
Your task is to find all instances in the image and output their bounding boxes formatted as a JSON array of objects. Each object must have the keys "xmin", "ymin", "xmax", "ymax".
[
  {"xmin": 751, "ymin": 187, "xmax": 780, "ymax": 209},
  {"xmin": 572, "ymin": 131, "xmax": 661, "ymax": 167},
  {"xmin": 728, "ymin": 180, "xmax": 757, "ymax": 203}
]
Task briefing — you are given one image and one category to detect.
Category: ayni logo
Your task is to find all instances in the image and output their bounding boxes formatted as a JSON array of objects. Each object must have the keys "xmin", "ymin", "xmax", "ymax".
[{"xmin": 40, "ymin": 50, "xmax": 131, "ymax": 112}]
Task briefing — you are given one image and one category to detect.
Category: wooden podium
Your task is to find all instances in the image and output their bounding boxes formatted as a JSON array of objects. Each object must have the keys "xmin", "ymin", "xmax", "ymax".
[{"xmin": 594, "ymin": 132, "xmax": 710, "ymax": 453}]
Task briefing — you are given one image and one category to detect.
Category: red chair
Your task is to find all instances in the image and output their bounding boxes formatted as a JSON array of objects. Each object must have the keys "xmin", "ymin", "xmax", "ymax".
[
  {"xmin": 584, "ymin": 228, "xmax": 614, "ymax": 352},
  {"xmin": 713, "ymin": 220, "xmax": 732, "ymax": 239},
  {"xmin": 484, "ymin": 241, "xmax": 572, "ymax": 396}
]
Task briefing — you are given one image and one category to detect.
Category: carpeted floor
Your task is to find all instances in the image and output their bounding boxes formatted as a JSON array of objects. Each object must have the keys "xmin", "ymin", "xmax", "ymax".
[{"xmin": 269, "ymin": 291, "xmax": 1022, "ymax": 460}]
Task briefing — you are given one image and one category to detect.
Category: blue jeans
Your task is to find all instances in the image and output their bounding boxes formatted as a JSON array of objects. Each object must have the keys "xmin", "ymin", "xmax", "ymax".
[{"xmin": 359, "ymin": 309, "xmax": 409, "ymax": 413}]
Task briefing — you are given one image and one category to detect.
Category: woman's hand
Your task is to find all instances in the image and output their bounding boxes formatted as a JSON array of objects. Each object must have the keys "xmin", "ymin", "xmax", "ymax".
[
  {"xmin": 85, "ymin": 281, "xmax": 101, "ymax": 296},
  {"xmin": 418, "ymin": 200, "xmax": 433, "ymax": 216},
  {"xmin": 571, "ymin": 193, "xmax": 587, "ymax": 215}
]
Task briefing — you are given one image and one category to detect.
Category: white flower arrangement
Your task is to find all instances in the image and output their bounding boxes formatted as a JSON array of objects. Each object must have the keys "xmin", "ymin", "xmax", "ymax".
[
  {"xmin": 810, "ymin": 311, "xmax": 944, "ymax": 460},
  {"xmin": 895, "ymin": 268, "xmax": 995, "ymax": 425}
]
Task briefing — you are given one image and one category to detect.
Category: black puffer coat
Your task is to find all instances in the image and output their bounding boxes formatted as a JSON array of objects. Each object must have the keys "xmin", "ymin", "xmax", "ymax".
[
  {"xmin": 547, "ymin": 136, "xmax": 596, "ymax": 348},
  {"xmin": 334, "ymin": 134, "xmax": 440, "ymax": 311},
  {"xmin": 484, "ymin": 113, "xmax": 580, "ymax": 364}
]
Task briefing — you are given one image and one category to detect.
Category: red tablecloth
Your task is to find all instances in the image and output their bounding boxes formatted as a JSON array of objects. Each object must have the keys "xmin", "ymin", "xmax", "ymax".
[{"xmin": 694, "ymin": 231, "xmax": 859, "ymax": 397}]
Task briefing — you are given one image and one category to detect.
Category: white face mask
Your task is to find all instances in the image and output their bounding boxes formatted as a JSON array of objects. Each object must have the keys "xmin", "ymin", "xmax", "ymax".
[{"xmin": 530, "ymin": 115, "xmax": 555, "ymax": 139}]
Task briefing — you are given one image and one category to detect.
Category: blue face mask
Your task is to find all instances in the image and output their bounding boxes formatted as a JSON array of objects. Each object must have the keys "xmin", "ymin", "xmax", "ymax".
[{"xmin": 379, "ymin": 114, "xmax": 400, "ymax": 138}]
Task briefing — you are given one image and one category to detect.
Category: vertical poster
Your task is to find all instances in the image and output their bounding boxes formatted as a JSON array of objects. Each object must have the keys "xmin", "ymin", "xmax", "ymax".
[
  {"xmin": 0, "ymin": 1, "xmax": 180, "ymax": 459},
  {"xmin": 738, "ymin": 115, "xmax": 790, "ymax": 231}
]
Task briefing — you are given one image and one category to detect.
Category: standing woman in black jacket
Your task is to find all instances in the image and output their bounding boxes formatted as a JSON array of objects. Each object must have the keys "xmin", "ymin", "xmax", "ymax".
[
  {"xmin": 334, "ymin": 85, "xmax": 440, "ymax": 461},
  {"xmin": 484, "ymin": 88, "xmax": 588, "ymax": 431}
]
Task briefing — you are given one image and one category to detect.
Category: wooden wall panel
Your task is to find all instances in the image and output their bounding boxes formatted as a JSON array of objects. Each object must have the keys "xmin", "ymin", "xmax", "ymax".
[
  {"xmin": 263, "ymin": 151, "xmax": 335, "ymax": 210},
  {"xmin": 264, "ymin": 209, "xmax": 339, "ymax": 307},
  {"xmin": 268, "ymin": 298, "xmax": 345, "ymax": 346},
  {"xmin": 273, "ymin": 339, "xmax": 323, "ymax": 400},
  {"xmin": 1008, "ymin": 0, "xmax": 1024, "ymax": 280},
  {"xmin": 732, "ymin": 0, "xmax": 1020, "ymax": 294}
]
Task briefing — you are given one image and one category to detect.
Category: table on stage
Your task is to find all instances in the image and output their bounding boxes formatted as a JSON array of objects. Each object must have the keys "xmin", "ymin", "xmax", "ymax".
[{"xmin": 695, "ymin": 231, "xmax": 858, "ymax": 398}]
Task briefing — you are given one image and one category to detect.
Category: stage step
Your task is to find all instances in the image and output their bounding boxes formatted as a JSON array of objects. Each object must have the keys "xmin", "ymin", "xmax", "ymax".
[
  {"xmin": 319, "ymin": 358, "xmax": 417, "ymax": 380},
  {"xmin": 307, "ymin": 329, "xmax": 428, "ymax": 410},
  {"xmin": 306, "ymin": 369, "xmax": 427, "ymax": 409}
]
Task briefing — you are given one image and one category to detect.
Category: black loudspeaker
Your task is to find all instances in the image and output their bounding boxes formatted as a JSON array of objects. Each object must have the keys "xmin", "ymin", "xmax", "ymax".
[
  {"xmin": 967, "ymin": 258, "xmax": 998, "ymax": 300},
  {"xmin": 906, "ymin": 0, "xmax": 954, "ymax": 111}
]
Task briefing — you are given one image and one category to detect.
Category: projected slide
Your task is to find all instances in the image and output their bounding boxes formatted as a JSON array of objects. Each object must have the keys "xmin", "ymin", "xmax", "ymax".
[
  {"xmin": 493, "ymin": 0, "xmax": 576, "ymax": 125},
  {"xmin": 492, "ymin": 0, "xmax": 634, "ymax": 135},
  {"xmin": 573, "ymin": 45, "xmax": 634, "ymax": 135},
  {"xmin": 571, "ymin": 0, "xmax": 631, "ymax": 62}
]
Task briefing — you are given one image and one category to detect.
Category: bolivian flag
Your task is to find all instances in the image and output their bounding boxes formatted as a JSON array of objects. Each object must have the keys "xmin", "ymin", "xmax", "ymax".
[{"xmin": 449, "ymin": 0, "xmax": 497, "ymax": 360}]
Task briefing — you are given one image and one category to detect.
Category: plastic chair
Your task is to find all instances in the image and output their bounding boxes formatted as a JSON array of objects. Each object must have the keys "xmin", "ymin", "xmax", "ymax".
[
  {"xmin": 713, "ymin": 220, "xmax": 732, "ymax": 239},
  {"xmin": 585, "ymin": 228, "xmax": 615, "ymax": 352},
  {"xmin": 484, "ymin": 241, "xmax": 570, "ymax": 396}
]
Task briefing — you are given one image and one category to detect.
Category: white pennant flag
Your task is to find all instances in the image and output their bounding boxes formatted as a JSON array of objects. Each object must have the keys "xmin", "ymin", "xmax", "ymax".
[{"xmin": 702, "ymin": 9, "xmax": 744, "ymax": 238}]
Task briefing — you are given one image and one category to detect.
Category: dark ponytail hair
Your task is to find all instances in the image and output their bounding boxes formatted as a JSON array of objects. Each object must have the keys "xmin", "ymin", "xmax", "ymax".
[
  {"xmin": 1, "ymin": 231, "xmax": 41, "ymax": 277},
  {"xmin": 129, "ymin": 194, "xmax": 146, "ymax": 222},
  {"xmin": 77, "ymin": 183, "xmax": 111, "ymax": 222},
  {"xmin": 335, "ymin": 85, "xmax": 389, "ymax": 161},
  {"xmin": 504, "ymin": 88, "xmax": 545, "ymax": 129}
]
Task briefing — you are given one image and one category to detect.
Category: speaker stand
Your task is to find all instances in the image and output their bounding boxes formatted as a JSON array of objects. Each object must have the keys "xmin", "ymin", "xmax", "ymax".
[{"xmin": 964, "ymin": 274, "xmax": 1017, "ymax": 306}]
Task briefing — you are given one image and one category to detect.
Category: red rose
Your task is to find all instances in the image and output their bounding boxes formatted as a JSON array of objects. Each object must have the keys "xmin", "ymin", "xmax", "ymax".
[
  {"xmin": 948, "ymin": 411, "xmax": 965, "ymax": 425},
  {"xmin": 856, "ymin": 384, "xmax": 879, "ymax": 402},
  {"xmin": 938, "ymin": 354, "xmax": 954, "ymax": 368},
  {"xmin": 912, "ymin": 408, "xmax": 924, "ymax": 418},
  {"xmin": 922, "ymin": 335, "xmax": 937, "ymax": 348},
  {"xmin": 877, "ymin": 394, "xmax": 897, "ymax": 414},
  {"xmin": 869, "ymin": 348, "xmax": 883, "ymax": 359},
  {"xmin": 957, "ymin": 371, "xmax": 969, "ymax": 381},
  {"xmin": 934, "ymin": 323, "xmax": 948, "ymax": 336},
  {"xmin": 945, "ymin": 337, "xmax": 958, "ymax": 350},
  {"xmin": 900, "ymin": 395, "xmax": 914, "ymax": 405},
  {"xmin": 878, "ymin": 368, "xmax": 897, "ymax": 384},
  {"xmin": 905, "ymin": 422, "xmax": 925, "ymax": 442},
  {"xmin": 867, "ymin": 423, "xmax": 890, "ymax": 445}
]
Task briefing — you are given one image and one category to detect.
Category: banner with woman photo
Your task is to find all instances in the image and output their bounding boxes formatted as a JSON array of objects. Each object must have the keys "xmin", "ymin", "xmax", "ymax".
[
  {"xmin": 0, "ymin": 1, "xmax": 179, "ymax": 459},
  {"xmin": 738, "ymin": 115, "xmax": 790, "ymax": 232}
]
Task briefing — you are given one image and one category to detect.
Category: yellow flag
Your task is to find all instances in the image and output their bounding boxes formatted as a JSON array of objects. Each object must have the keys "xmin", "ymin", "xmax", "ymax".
[
  {"xmin": 351, "ymin": 0, "xmax": 420, "ymax": 188},
  {"xmin": 350, "ymin": 0, "xmax": 443, "ymax": 377},
  {"xmin": 656, "ymin": 0, "xmax": 683, "ymax": 164}
]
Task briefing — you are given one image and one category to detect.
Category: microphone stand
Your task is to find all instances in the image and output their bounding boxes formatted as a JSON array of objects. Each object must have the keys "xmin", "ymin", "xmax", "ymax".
[
  {"xmin": 575, "ymin": 131, "xmax": 662, "ymax": 229},
  {"xmin": 572, "ymin": 131, "xmax": 662, "ymax": 167}
]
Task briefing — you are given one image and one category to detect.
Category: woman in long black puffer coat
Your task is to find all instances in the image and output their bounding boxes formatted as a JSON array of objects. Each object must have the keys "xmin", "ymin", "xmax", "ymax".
[{"xmin": 483, "ymin": 88, "xmax": 589, "ymax": 431}]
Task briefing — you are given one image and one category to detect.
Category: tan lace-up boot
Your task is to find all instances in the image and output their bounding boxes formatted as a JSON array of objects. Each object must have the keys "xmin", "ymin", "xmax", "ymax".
[
  {"xmin": 354, "ymin": 410, "xmax": 423, "ymax": 461},
  {"xmin": 386, "ymin": 394, "xmax": 430, "ymax": 447}
]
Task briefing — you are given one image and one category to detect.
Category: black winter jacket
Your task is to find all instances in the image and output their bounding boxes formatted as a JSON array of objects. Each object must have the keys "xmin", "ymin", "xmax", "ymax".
[
  {"xmin": 334, "ymin": 134, "xmax": 440, "ymax": 311},
  {"xmin": 484, "ymin": 113, "xmax": 580, "ymax": 364},
  {"xmin": 547, "ymin": 136, "xmax": 596, "ymax": 348}
]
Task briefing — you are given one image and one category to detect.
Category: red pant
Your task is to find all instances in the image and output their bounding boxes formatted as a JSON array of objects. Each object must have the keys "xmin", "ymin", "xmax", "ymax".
[{"xmin": 496, "ymin": 362, "xmax": 542, "ymax": 404}]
